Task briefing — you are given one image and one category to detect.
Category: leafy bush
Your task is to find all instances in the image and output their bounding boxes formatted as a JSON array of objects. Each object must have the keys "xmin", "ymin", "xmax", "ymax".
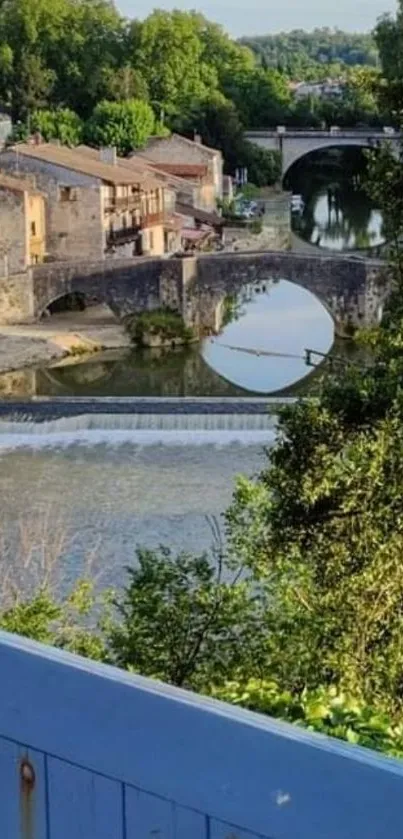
[
  {"xmin": 249, "ymin": 218, "xmax": 263, "ymax": 234},
  {"xmin": 212, "ymin": 680, "xmax": 403, "ymax": 758},
  {"xmin": 124, "ymin": 309, "xmax": 195, "ymax": 346},
  {"xmin": 84, "ymin": 99, "xmax": 155, "ymax": 154},
  {"xmin": 107, "ymin": 546, "xmax": 269, "ymax": 689}
]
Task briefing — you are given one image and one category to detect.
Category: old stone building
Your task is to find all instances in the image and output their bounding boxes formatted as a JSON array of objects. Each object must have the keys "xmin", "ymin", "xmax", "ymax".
[
  {"xmin": 0, "ymin": 171, "xmax": 46, "ymax": 276},
  {"xmin": 0, "ymin": 143, "xmax": 167, "ymax": 261},
  {"xmin": 131, "ymin": 134, "xmax": 224, "ymax": 212}
]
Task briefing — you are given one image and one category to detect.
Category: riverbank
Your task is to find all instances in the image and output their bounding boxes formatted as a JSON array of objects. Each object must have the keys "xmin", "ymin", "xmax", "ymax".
[{"xmin": 0, "ymin": 306, "xmax": 131, "ymax": 374}]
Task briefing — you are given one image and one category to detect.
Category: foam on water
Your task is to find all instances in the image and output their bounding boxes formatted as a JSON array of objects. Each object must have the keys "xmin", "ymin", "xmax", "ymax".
[
  {"xmin": 0, "ymin": 428, "xmax": 276, "ymax": 451},
  {"xmin": 0, "ymin": 412, "xmax": 277, "ymax": 450}
]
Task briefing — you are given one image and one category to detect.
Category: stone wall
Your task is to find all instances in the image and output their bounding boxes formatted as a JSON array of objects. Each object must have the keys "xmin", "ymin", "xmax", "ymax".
[
  {"xmin": 0, "ymin": 270, "xmax": 34, "ymax": 322},
  {"xmin": 32, "ymin": 257, "xmax": 182, "ymax": 320},
  {"xmin": 0, "ymin": 152, "xmax": 104, "ymax": 261},
  {"xmin": 0, "ymin": 187, "xmax": 27, "ymax": 276}
]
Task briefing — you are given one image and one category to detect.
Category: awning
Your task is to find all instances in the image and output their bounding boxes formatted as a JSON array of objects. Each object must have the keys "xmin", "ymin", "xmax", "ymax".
[{"xmin": 176, "ymin": 202, "xmax": 224, "ymax": 228}]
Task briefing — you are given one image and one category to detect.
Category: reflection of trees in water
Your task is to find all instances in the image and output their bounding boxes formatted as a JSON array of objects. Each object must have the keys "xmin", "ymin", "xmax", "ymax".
[
  {"xmin": 30, "ymin": 334, "xmax": 368, "ymax": 400},
  {"xmin": 35, "ymin": 347, "xmax": 254, "ymax": 398},
  {"xmin": 287, "ymin": 147, "xmax": 384, "ymax": 251}
]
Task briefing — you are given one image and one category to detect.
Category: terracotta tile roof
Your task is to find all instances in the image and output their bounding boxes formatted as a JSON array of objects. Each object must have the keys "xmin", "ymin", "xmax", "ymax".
[
  {"xmin": 129, "ymin": 153, "xmax": 198, "ymax": 190},
  {"xmin": 152, "ymin": 163, "xmax": 209, "ymax": 179},
  {"xmin": 147, "ymin": 133, "xmax": 221, "ymax": 157},
  {"xmin": 7, "ymin": 143, "xmax": 158, "ymax": 189},
  {"xmin": 75, "ymin": 144, "xmax": 163, "ymax": 191}
]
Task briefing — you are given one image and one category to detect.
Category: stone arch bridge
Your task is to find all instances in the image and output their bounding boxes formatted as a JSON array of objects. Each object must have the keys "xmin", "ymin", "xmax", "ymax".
[
  {"xmin": 28, "ymin": 251, "xmax": 389, "ymax": 338},
  {"xmin": 244, "ymin": 129, "xmax": 401, "ymax": 180}
]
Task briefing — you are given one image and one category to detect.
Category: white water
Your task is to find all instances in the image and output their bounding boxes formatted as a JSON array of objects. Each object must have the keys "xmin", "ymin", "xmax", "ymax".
[{"xmin": 0, "ymin": 412, "xmax": 277, "ymax": 450}]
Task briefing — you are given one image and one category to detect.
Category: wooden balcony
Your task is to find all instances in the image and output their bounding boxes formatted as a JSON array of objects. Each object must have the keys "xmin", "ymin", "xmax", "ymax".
[
  {"xmin": 140, "ymin": 210, "xmax": 165, "ymax": 228},
  {"xmin": 107, "ymin": 225, "xmax": 140, "ymax": 246},
  {"xmin": 105, "ymin": 194, "xmax": 142, "ymax": 212},
  {"xmin": 0, "ymin": 630, "xmax": 402, "ymax": 838}
]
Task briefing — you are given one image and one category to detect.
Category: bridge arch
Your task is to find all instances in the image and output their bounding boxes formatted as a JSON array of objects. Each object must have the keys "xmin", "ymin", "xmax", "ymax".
[
  {"xmin": 282, "ymin": 137, "xmax": 380, "ymax": 182},
  {"xmin": 40, "ymin": 290, "xmax": 119, "ymax": 322}
]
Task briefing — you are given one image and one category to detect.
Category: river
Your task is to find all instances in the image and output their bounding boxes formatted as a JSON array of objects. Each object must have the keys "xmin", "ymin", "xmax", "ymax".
[
  {"xmin": 285, "ymin": 147, "xmax": 384, "ymax": 252},
  {"xmin": 0, "ymin": 278, "xmax": 358, "ymax": 399},
  {"xmin": 0, "ymin": 419, "xmax": 274, "ymax": 595},
  {"xmin": 0, "ymin": 175, "xmax": 371, "ymax": 597}
]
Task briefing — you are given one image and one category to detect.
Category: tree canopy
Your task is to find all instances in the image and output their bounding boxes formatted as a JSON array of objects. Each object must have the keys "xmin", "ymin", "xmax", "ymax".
[
  {"xmin": 240, "ymin": 28, "xmax": 379, "ymax": 79},
  {"xmin": 0, "ymin": 3, "xmax": 387, "ymax": 173}
]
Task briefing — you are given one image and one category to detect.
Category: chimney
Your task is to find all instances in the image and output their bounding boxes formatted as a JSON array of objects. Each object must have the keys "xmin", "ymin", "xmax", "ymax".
[
  {"xmin": 100, "ymin": 146, "xmax": 117, "ymax": 165},
  {"xmin": 193, "ymin": 132, "xmax": 202, "ymax": 145}
]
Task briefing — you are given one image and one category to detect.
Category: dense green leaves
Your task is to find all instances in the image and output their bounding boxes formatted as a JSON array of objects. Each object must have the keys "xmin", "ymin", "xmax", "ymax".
[
  {"xmin": 0, "ymin": 2, "xmax": 385, "ymax": 174},
  {"xmin": 213, "ymin": 682, "xmax": 403, "ymax": 758},
  {"xmin": 107, "ymin": 547, "xmax": 269, "ymax": 689},
  {"xmin": 84, "ymin": 99, "xmax": 155, "ymax": 154},
  {"xmin": 241, "ymin": 29, "xmax": 379, "ymax": 78}
]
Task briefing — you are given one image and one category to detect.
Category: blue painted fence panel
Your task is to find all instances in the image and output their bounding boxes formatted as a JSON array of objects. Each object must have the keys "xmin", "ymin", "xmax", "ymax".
[
  {"xmin": 47, "ymin": 757, "xmax": 124, "ymax": 839},
  {"xmin": 0, "ymin": 739, "xmax": 47, "ymax": 839},
  {"xmin": 0, "ymin": 630, "xmax": 403, "ymax": 839}
]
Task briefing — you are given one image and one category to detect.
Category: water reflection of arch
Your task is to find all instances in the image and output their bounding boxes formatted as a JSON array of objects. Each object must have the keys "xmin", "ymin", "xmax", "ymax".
[
  {"xmin": 34, "ymin": 348, "xmax": 254, "ymax": 398},
  {"xmin": 38, "ymin": 357, "xmax": 119, "ymax": 394},
  {"xmin": 32, "ymin": 339, "xmax": 353, "ymax": 400}
]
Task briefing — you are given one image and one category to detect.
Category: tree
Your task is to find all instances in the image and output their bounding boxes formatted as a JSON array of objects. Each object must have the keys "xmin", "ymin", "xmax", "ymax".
[
  {"xmin": 375, "ymin": 7, "xmax": 403, "ymax": 116},
  {"xmin": 129, "ymin": 10, "xmax": 212, "ymax": 118},
  {"xmin": 30, "ymin": 107, "xmax": 83, "ymax": 144},
  {"xmin": 102, "ymin": 65, "xmax": 149, "ymax": 103},
  {"xmin": 84, "ymin": 98, "xmax": 155, "ymax": 154},
  {"xmin": 177, "ymin": 92, "xmax": 280, "ymax": 185},
  {"xmin": 107, "ymin": 546, "xmax": 269, "ymax": 689}
]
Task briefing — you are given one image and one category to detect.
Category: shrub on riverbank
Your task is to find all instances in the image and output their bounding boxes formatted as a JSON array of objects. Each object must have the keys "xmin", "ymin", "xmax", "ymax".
[{"xmin": 124, "ymin": 309, "xmax": 195, "ymax": 347}]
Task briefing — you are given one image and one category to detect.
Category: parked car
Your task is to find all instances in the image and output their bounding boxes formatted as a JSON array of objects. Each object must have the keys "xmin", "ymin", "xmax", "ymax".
[{"xmin": 291, "ymin": 194, "xmax": 304, "ymax": 214}]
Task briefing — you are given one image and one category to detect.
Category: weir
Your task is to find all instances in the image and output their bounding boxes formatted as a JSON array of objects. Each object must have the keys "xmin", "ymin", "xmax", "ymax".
[{"xmin": 0, "ymin": 395, "xmax": 296, "ymax": 422}]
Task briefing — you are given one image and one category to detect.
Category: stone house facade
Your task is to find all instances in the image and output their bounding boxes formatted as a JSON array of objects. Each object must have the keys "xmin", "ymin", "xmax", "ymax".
[
  {"xmin": 0, "ymin": 143, "xmax": 167, "ymax": 261},
  {"xmin": 132, "ymin": 134, "xmax": 224, "ymax": 212},
  {"xmin": 0, "ymin": 172, "xmax": 46, "ymax": 277}
]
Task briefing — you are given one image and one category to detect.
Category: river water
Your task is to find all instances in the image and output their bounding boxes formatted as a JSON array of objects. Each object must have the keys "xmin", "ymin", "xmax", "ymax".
[
  {"xmin": 0, "ymin": 279, "xmax": 341, "ymax": 399},
  {"xmin": 0, "ymin": 419, "xmax": 274, "ymax": 595},
  {"xmin": 285, "ymin": 147, "xmax": 384, "ymax": 252},
  {"xmin": 0, "ymin": 175, "xmax": 370, "ymax": 597}
]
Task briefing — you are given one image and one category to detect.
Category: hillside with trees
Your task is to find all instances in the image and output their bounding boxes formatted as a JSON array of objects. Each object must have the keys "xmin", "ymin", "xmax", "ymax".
[
  {"xmin": 0, "ymin": 2, "xmax": 389, "ymax": 182},
  {"xmin": 240, "ymin": 28, "xmax": 379, "ymax": 79}
]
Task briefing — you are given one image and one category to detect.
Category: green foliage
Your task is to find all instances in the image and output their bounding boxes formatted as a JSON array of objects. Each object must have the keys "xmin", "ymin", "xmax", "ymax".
[
  {"xmin": 124, "ymin": 309, "xmax": 195, "ymax": 346},
  {"xmin": 249, "ymin": 218, "xmax": 263, "ymax": 234},
  {"xmin": 107, "ymin": 546, "xmax": 269, "ymax": 689},
  {"xmin": 374, "ymin": 6, "xmax": 403, "ymax": 116},
  {"xmin": 240, "ymin": 29, "xmax": 379, "ymax": 78},
  {"xmin": 212, "ymin": 681, "xmax": 403, "ymax": 758},
  {"xmin": 30, "ymin": 107, "xmax": 83, "ymax": 144},
  {"xmin": 84, "ymin": 99, "xmax": 155, "ymax": 154},
  {"xmin": 0, "ymin": 580, "xmax": 107, "ymax": 659},
  {"xmin": 0, "ymin": 1, "xmax": 384, "ymax": 167}
]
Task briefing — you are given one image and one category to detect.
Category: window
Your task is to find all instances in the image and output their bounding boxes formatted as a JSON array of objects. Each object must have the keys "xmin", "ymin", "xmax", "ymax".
[
  {"xmin": 59, "ymin": 187, "xmax": 77, "ymax": 202},
  {"xmin": 149, "ymin": 231, "xmax": 154, "ymax": 251},
  {"xmin": 30, "ymin": 221, "xmax": 36, "ymax": 236}
]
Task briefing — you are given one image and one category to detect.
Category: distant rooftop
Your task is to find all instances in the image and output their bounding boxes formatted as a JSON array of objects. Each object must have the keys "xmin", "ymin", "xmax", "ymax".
[
  {"xmin": 151, "ymin": 162, "xmax": 209, "ymax": 179},
  {"xmin": 5, "ymin": 143, "xmax": 159, "ymax": 189},
  {"xmin": 146, "ymin": 132, "xmax": 221, "ymax": 158},
  {"xmin": 0, "ymin": 170, "xmax": 40, "ymax": 195}
]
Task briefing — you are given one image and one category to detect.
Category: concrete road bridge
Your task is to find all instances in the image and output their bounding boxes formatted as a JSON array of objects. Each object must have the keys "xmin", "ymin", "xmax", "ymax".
[{"xmin": 244, "ymin": 128, "xmax": 402, "ymax": 179}]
